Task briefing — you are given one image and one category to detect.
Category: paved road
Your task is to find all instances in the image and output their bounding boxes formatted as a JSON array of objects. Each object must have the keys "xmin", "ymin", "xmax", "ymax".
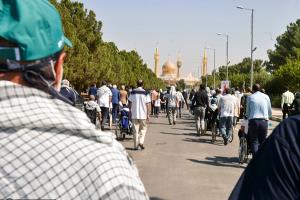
[{"xmin": 120, "ymin": 110, "xmax": 280, "ymax": 200}]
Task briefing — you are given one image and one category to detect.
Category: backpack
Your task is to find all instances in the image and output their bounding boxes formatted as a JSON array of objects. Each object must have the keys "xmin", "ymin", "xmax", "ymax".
[{"xmin": 84, "ymin": 104, "xmax": 97, "ymax": 125}]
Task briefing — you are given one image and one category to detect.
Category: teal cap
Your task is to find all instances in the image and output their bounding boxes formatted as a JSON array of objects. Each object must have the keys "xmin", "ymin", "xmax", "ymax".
[{"xmin": 0, "ymin": 0, "xmax": 72, "ymax": 61}]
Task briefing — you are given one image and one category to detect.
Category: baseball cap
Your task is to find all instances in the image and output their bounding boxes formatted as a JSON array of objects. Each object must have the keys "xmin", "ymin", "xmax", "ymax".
[{"xmin": 0, "ymin": 0, "xmax": 72, "ymax": 61}]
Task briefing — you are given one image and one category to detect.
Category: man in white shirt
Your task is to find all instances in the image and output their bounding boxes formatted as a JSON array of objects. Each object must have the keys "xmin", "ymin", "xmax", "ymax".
[
  {"xmin": 281, "ymin": 86, "xmax": 295, "ymax": 119},
  {"xmin": 218, "ymin": 88, "xmax": 236, "ymax": 145},
  {"xmin": 128, "ymin": 80, "xmax": 151, "ymax": 150},
  {"xmin": 97, "ymin": 80, "xmax": 112, "ymax": 130},
  {"xmin": 176, "ymin": 88, "xmax": 185, "ymax": 118}
]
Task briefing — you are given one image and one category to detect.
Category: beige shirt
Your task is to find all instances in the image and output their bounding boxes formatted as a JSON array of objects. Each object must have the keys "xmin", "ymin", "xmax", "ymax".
[{"xmin": 281, "ymin": 91, "xmax": 294, "ymax": 108}]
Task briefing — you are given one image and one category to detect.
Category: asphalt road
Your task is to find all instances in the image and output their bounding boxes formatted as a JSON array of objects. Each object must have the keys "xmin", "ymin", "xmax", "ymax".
[{"xmin": 120, "ymin": 110, "xmax": 280, "ymax": 200}]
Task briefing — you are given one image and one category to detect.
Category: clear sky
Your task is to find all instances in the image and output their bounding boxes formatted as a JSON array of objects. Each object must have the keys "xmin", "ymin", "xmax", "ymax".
[{"xmin": 76, "ymin": 0, "xmax": 300, "ymax": 78}]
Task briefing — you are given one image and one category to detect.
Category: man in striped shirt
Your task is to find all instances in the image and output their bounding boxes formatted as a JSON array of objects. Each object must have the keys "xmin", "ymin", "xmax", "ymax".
[
  {"xmin": 281, "ymin": 86, "xmax": 295, "ymax": 119},
  {"xmin": 0, "ymin": 1, "xmax": 148, "ymax": 199}
]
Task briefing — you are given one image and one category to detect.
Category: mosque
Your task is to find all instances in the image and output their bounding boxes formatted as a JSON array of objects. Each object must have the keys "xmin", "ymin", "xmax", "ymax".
[{"xmin": 153, "ymin": 48, "xmax": 199, "ymax": 87}]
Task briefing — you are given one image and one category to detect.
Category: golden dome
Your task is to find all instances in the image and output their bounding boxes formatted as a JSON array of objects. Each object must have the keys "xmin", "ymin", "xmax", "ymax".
[{"xmin": 162, "ymin": 60, "xmax": 176, "ymax": 75}]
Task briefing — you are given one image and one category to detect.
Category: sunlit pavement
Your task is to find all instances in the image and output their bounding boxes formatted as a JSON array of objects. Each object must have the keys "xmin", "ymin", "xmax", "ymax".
[{"xmin": 119, "ymin": 109, "xmax": 280, "ymax": 200}]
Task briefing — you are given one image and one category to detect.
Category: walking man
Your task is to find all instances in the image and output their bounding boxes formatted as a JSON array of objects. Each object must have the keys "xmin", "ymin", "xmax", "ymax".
[
  {"xmin": 246, "ymin": 84, "xmax": 272, "ymax": 155},
  {"xmin": 88, "ymin": 83, "xmax": 98, "ymax": 96},
  {"xmin": 176, "ymin": 88, "xmax": 185, "ymax": 118},
  {"xmin": 166, "ymin": 86, "xmax": 179, "ymax": 125},
  {"xmin": 128, "ymin": 80, "xmax": 151, "ymax": 150},
  {"xmin": 191, "ymin": 85, "xmax": 209, "ymax": 135},
  {"xmin": 0, "ymin": 0, "xmax": 147, "ymax": 199},
  {"xmin": 97, "ymin": 80, "xmax": 112, "ymax": 130},
  {"xmin": 218, "ymin": 88, "xmax": 236, "ymax": 145},
  {"xmin": 60, "ymin": 79, "xmax": 76, "ymax": 106},
  {"xmin": 111, "ymin": 84, "xmax": 120, "ymax": 123},
  {"xmin": 281, "ymin": 86, "xmax": 294, "ymax": 119}
]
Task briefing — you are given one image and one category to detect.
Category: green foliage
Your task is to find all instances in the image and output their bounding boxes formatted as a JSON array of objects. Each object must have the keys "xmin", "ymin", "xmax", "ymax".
[
  {"xmin": 176, "ymin": 79, "xmax": 186, "ymax": 91},
  {"xmin": 210, "ymin": 57, "xmax": 271, "ymax": 89},
  {"xmin": 265, "ymin": 59, "xmax": 300, "ymax": 94},
  {"xmin": 267, "ymin": 19, "xmax": 300, "ymax": 71},
  {"xmin": 50, "ymin": 0, "xmax": 164, "ymax": 91}
]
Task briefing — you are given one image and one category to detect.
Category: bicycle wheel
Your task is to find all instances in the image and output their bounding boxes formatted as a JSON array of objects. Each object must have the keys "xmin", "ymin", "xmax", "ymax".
[{"xmin": 238, "ymin": 137, "xmax": 247, "ymax": 164}]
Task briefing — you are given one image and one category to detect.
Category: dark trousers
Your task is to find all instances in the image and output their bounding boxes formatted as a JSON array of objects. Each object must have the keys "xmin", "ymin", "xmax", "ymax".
[
  {"xmin": 112, "ymin": 103, "xmax": 119, "ymax": 123},
  {"xmin": 151, "ymin": 101, "xmax": 155, "ymax": 115},
  {"xmin": 248, "ymin": 119, "xmax": 268, "ymax": 156},
  {"xmin": 100, "ymin": 107, "xmax": 109, "ymax": 128},
  {"xmin": 154, "ymin": 106, "xmax": 160, "ymax": 116},
  {"xmin": 282, "ymin": 104, "xmax": 290, "ymax": 119},
  {"xmin": 178, "ymin": 103, "xmax": 182, "ymax": 118}
]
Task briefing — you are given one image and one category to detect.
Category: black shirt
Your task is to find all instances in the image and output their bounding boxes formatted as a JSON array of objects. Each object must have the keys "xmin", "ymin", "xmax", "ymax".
[
  {"xmin": 191, "ymin": 90, "xmax": 209, "ymax": 108},
  {"xmin": 229, "ymin": 115, "xmax": 300, "ymax": 200},
  {"xmin": 292, "ymin": 97, "xmax": 300, "ymax": 115}
]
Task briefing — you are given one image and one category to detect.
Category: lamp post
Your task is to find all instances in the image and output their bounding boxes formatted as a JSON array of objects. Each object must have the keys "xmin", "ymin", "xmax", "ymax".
[
  {"xmin": 205, "ymin": 47, "xmax": 216, "ymax": 89},
  {"xmin": 237, "ymin": 6, "xmax": 254, "ymax": 87},
  {"xmin": 217, "ymin": 33, "xmax": 229, "ymax": 81}
]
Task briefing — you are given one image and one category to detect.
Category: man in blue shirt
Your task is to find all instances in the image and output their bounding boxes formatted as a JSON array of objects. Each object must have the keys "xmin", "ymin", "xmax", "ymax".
[
  {"xmin": 88, "ymin": 83, "xmax": 97, "ymax": 97},
  {"xmin": 246, "ymin": 84, "xmax": 272, "ymax": 155},
  {"xmin": 111, "ymin": 84, "xmax": 120, "ymax": 123}
]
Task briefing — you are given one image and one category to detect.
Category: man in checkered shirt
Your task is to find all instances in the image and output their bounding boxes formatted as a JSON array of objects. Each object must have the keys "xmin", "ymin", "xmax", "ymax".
[{"xmin": 0, "ymin": 0, "xmax": 148, "ymax": 199}]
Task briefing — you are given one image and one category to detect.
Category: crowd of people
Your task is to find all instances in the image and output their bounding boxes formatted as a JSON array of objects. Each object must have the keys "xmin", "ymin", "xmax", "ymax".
[{"xmin": 2, "ymin": 0, "xmax": 300, "ymax": 199}]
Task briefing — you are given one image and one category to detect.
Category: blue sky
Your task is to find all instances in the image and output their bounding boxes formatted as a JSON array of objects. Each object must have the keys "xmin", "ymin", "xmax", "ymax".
[{"xmin": 77, "ymin": 0, "xmax": 300, "ymax": 78}]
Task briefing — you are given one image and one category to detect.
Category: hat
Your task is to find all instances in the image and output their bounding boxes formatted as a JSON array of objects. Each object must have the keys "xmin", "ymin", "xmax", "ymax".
[{"xmin": 0, "ymin": 0, "xmax": 72, "ymax": 61}]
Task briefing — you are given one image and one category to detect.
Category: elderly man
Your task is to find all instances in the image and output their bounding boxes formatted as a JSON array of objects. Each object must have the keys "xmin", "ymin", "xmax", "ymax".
[
  {"xmin": 97, "ymin": 80, "xmax": 112, "ymax": 130},
  {"xmin": 84, "ymin": 95, "xmax": 102, "ymax": 125},
  {"xmin": 60, "ymin": 79, "xmax": 76, "ymax": 106},
  {"xmin": 246, "ymin": 84, "xmax": 272, "ymax": 155},
  {"xmin": 281, "ymin": 86, "xmax": 295, "ymax": 119},
  {"xmin": 218, "ymin": 88, "xmax": 236, "ymax": 145},
  {"xmin": 0, "ymin": 0, "xmax": 148, "ymax": 199}
]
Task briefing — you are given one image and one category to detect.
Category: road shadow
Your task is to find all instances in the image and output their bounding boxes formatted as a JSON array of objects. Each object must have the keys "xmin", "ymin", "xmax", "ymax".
[
  {"xmin": 125, "ymin": 147, "xmax": 137, "ymax": 151},
  {"xmin": 175, "ymin": 120, "xmax": 195, "ymax": 124},
  {"xmin": 187, "ymin": 156, "xmax": 246, "ymax": 169},
  {"xmin": 172, "ymin": 127, "xmax": 195, "ymax": 131},
  {"xmin": 183, "ymin": 137, "xmax": 226, "ymax": 146},
  {"xmin": 160, "ymin": 132, "xmax": 198, "ymax": 137},
  {"xmin": 150, "ymin": 197, "xmax": 166, "ymax": 200},
  {"xmin": 183, "ymin": 137, "xmax": 212, "ymax": 143},
  {"xmin": 150, "ymin": 122, "xmax": 169, "ymax": 125}
]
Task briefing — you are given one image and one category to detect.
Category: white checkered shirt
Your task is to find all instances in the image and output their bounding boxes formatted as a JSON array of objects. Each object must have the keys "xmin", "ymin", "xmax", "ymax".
[{"xmin": 0, "ymin": 81, "xmax": 148, "ymax": 200}]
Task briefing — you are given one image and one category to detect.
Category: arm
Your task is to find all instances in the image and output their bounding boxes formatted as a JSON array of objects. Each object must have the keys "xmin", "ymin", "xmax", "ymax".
[
  {"xmin": 245, "ymin": 96, "xmax": 250, "ymax": 119},
  {"xmin": 191, "ymin": 94, "xmax": 196, "ymax": 110},
  {"xmin": 281, "ymin": 94, "xmax": 284, "ymax": 109},
  {"xmin": 267, "ymin": 96, "xmax": 272, "ymax": 119},
  {"xmin": 146, "ymin": 103, "xmax": 151, "ymax": 120}
]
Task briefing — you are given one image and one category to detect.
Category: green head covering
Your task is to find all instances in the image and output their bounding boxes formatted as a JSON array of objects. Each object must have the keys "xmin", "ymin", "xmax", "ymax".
[{"xmin": 0, "ymin": 0, "xmax": 72, "ymax": 61}]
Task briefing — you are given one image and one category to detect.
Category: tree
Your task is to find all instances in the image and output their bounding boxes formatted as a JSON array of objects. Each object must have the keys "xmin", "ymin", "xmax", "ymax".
[
  {"xmin": 267, "ymin": 19, "xmax": 300, "ymax": 71},
  {"xmin": 50, "ymin": 0, "xmax": 165, "ymax": 92}
]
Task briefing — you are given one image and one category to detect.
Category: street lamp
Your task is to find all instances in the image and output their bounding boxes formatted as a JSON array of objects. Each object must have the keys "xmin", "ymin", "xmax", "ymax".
[
  {"xmin": 217, "ymin": 33, "xmax": 229, "ymax": 81},
  {"xmin": 237, "ymin": 5, "xmax": 255, "ymax": 87},
  {"xmin": 205, "ymin": 47, "xmax": 216, "ymax": 89}
]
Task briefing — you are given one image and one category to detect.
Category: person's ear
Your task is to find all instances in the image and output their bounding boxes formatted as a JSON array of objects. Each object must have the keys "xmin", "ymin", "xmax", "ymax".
[{"xmin": 53, "ymin": 52, "xmax": 66, "ymax": 91}]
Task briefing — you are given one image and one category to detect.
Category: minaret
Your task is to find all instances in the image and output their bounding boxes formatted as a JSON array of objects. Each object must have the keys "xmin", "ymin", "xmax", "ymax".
[
  {"xmin": 176, "ymin": 55, "xmax": 182, "ymax": 79},
  {"xmin": 154, "ymin": 48, "xmax": 159, "ymax": 77}
]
